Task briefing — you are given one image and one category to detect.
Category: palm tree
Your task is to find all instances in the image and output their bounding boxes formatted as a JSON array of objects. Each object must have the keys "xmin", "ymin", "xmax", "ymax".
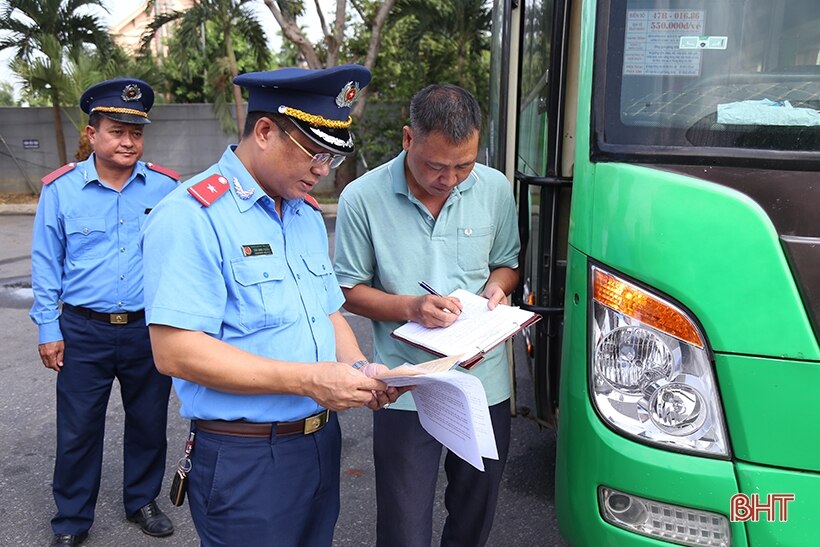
[
  {"xmin": 0, "ymin": 0, "xmax": 112, "ymax": 166},
  {"xmin": 142, "ymin": 0, "xmax": 270, "ymax": 134},
  {"xmin": 392, "ymin": 0, "xmax": 492, "ymax": 98},
  {"xmin": 263, "ymin": 0, "xmax": 398, "ymax": 190}
]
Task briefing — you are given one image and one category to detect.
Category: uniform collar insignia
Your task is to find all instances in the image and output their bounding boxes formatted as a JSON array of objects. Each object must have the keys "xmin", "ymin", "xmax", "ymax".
[
  {"xmin": 335, "ymin": 81, "xmax": 361, "ymax": 108},
  {"xmin": 233, "ymin": 177, "xmax": 255, "ymax": 200},
  {"xmin": 121, "ymin": 84, "xmax": 142, "ymax": 102}
]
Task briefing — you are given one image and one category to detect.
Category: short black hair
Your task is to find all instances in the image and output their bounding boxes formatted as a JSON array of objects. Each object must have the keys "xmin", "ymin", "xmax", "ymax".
[
  {"xmin": 243, "ymin": 112, "xmax": 297, "ymax": 139},
  {"xmin": 243, "ymin": 111, "xmax": 269, "ymax": 138},
  {"xmin": 88, "ymin": 111, "xmax": 105, "ymax": 129},
  {"xmin": 409, "ymin": 84, "xmax": 482, "ymax": 143}
]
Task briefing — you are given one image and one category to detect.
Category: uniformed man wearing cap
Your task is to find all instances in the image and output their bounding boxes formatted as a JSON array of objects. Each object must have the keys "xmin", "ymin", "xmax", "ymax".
[
  {"xmin": 140, "ymin": 65, "xmax": 405, "ymax": 546},
  {"xmin": 30, "ymin": 78, "xmax": 179, "ymax": 546}
]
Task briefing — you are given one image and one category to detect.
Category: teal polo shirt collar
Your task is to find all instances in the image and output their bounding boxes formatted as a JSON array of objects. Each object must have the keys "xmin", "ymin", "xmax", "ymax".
[{"xmin": 389, "ymin": 150, "xmax": 478, "ymax": 205}]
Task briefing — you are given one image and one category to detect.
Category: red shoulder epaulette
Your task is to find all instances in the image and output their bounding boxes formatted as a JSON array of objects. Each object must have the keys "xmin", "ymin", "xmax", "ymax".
[
  {"xmin": 188, "ymin": 174, "xmax": 231, "ymax": 207},
  {"xmin": 303, "ymin": 194, "xmax": 322, "ymax": 211},
  {"xmin": 41, "ymin": 163, "xmax": 76, "ymax": 185},
  {"xmin": 146, "ymin": 162, "xmax": 180, "ymax": 181}
]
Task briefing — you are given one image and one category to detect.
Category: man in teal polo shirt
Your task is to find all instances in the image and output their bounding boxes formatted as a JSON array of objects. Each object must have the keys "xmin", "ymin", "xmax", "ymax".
[{"xmin": 333, "ymin": 83, "xmax": 520, "ymax": 547}]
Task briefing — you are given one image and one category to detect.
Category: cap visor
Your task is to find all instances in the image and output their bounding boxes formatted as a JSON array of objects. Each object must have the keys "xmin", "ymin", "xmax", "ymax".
[
  {"xmin": 289, "ymin": 117, "xmax": 354, "ymax": 156},
  {"xmin": 101, "ymin": 112, "xmax": 151, "ymax": 125}
]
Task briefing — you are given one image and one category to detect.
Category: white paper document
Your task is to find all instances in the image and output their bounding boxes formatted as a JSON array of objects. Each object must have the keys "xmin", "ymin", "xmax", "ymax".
[
  {"xmin": 391, "ymin": 289, "xmax": 540, "ymax": 369},
  {"xmin": 377, "ymin": 357, "xmax": 497, "ymax": 471}
]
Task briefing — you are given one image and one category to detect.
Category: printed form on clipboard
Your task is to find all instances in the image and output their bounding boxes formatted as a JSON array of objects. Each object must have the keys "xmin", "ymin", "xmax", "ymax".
[{"xmin": 391, "ymin": 289, "xmax": 542, "ymax": 370}]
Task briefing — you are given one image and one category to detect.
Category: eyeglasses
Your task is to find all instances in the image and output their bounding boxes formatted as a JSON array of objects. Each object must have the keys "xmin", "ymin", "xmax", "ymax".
[{"xmin": 273, "ymin": 120, "xmax": 346, "ymax": 169}]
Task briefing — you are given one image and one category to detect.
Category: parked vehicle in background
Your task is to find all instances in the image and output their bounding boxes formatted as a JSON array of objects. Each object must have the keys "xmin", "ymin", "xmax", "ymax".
[{"xmin": 487, "ymin": 0, "xmax": 820, "ymax": 545}]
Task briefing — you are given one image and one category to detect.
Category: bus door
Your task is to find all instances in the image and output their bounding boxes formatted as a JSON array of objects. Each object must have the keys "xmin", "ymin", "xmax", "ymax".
[{"xmin": 488, "ymin": 0, "xmax": 576, "ymax": 427}]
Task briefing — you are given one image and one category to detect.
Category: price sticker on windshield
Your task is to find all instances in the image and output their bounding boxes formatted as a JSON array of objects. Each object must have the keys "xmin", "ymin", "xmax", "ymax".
[{"xmin": 679, "ymin": 36, "xmax": 728, "ymax": 49}]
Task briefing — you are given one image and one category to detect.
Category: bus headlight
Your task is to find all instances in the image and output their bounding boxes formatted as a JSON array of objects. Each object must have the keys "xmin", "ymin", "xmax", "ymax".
[{"xmin": 590, "ymin": 266, "xmax": 729, "ymax": 457}]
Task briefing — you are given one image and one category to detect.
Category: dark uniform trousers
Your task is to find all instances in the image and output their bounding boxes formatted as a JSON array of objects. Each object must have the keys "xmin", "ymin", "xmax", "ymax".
[
  {"xmin": 52, "ymin": 310, "xmax": 171, "ymax": 535},
  {"xmin": 188, "ymin": 412, "xmax": 342, "ymax": 546},
  {"xmin": 373, "ymin": 399, "xmax": 512, "ymax": 547}
]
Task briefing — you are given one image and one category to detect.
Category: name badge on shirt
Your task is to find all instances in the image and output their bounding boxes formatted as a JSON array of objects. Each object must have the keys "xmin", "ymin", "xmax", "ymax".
[{"xmin": 242, "ymin": 244, "xmax": 273, "ymax": 257}]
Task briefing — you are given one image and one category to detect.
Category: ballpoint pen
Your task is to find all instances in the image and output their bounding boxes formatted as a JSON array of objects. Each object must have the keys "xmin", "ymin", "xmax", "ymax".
[{"xmin": 418, "ymin": 281, "xmax": 453, "ymax": 314}]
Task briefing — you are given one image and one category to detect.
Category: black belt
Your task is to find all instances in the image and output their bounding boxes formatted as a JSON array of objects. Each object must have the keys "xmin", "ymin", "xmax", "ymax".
[
  {"xmin": 63, "ymin": 303, "xmax": 145, "ymax": 325},
  {"xmin": 195, "ymin": 410, "xmax": 331, "ymax": 438}
]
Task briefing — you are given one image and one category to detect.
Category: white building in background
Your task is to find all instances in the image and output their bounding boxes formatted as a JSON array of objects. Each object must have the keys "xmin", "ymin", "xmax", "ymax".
[{"xmin": 109, "ymin": 0, "xmax": 194, "ymax": 56}]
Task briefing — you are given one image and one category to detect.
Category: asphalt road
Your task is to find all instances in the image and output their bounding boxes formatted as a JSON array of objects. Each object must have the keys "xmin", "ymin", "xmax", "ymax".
[{"xmin": 0, "ymin": 212, "xmax": 568, "ymax": 546}]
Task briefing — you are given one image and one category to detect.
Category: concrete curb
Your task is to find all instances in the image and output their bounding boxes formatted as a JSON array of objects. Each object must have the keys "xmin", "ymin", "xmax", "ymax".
[
  {"xmin": 0, "ymin": 204, "xmax": 37, "ymax": 215},
  {"xmin": 0, "ymin": 203, "xmax": 337, "ymax": 216}
]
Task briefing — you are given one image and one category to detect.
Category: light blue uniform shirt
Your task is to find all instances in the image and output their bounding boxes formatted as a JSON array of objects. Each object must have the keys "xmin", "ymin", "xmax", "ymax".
[
  {"xmin": 334, "ymin": 150, "xmax": 520, "ymax": 410},
  {"xmin": 30, "ymin": 154, "xmax": 178, "ymax": 344},
  {"xmin": 141, "ymin": 146, "xmax": 343, "ymax": 423}
]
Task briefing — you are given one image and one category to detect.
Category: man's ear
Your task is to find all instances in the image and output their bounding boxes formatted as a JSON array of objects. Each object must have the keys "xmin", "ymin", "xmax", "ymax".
[
  {"xmin": 402, "ymin": 125, "xmax": 413, "ymax": 151},
  {"xmin": 85, "ymin": 125, "xmax": 96, "ymax": 145},
  {"xmin": 254, "ymin": 116, "xmax": 277, "ymax": 149}
]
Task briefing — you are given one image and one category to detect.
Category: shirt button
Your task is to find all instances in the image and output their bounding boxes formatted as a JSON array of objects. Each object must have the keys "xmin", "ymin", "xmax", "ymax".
[
  {"xmin": 117, "ymin": 301, "xmax": 123, "ymax": 307},
  {"xmin": 296, "ymin": 274, "xmax": 301, "ymax": 280},
  {"xmin": 120, "ymin": 247, "xmax": 125, "ymax": 253},
  {"xmin": 465, "ymin": 228, "xmax": 473, "ymax": 236},
  {"xmin": 311, "ymin": 317, "xmax": 316, "ymax": 323},
  {"xmin": 82, "ymin": 228, "xmax": 89, "ymax": 235},
  {"xmin": 120, "ymin": 275, "xmax": 125, "ymax": 280},
  {"xmin": 263, "ymin": 272, "xmax": 269, "ymax": 278},
  {"xmin": 119, "ymin": 219, "xmax": 125, "ymax": 224}
]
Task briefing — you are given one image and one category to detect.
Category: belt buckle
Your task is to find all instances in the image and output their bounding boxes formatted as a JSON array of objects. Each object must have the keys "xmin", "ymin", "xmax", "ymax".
[
  {"xmin": 303, "ymin": 410, "xmax": 328, "ymax": 435},
  {"xmin": 110, "ymin": 313, "xmax": 128, "ymax": 325}
]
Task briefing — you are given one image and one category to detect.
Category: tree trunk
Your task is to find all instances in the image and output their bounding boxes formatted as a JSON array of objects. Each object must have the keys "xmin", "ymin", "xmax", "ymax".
[
  {"xmin": 334, "ymin": 153, "xmax": 358, "ymax": 193},
  {"xmin": 224, "ymin": 29, "xmax": 245, "ymax": 136},
  {"xmin": 51, "ymin": 92, "xmax": 67, "ymax": 166},
  {"xmin": 262, "ymin": 0, "xmax": 323, "ymax": 68}
]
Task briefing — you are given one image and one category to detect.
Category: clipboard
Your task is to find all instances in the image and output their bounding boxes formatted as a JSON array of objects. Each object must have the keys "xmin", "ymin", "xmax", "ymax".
[{"xmin": 391, "ymin": 289, "xmax": 542, "ymax": 370}]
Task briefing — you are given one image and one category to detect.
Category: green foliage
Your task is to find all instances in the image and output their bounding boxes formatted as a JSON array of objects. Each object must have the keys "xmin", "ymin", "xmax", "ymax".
[
  {"xmin": 0, "ymin": 0, "xmax": 112, "ymax": 61},
  {"xmin": 389, "ymin": 0, "xmax": 491, "ymax": 110},
  {"xmin": 0, "ymin": 0, "xmax": 113, "ymax": 163},
  {"xmin": 345, "ymin": 0, "xmax": 492, "ymax": 169},
  {"xmin": 273, "ymin": 36, "xmax": 304, "ymax": 68},
  {"xmin": 10, "ymin": 35, "xmax": 71, "ymax": 107},
  {"xmin": 0, "ymin": 81, "xmax": 17, "ymax": 105},
  {"xmin": 159, "ymin": 20, "xmax": 274, "ymax": 103},
  {"xmin": 355, "ymin": 99, "xmax": 406, "ymax": 170},
  {"xmin": 143, "ymin": 0, "xmax": 271, "ymax": 134}
]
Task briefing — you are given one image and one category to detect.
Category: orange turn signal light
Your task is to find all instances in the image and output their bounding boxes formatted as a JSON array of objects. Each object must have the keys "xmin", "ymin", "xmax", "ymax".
[{"xmin": 592, "ymin": 267, "xmax": 704, "ymax": 348}]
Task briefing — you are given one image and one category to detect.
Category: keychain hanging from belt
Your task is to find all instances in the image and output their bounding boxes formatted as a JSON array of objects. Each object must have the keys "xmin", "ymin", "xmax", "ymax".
[{"xmin": 169, "ymin": 430, "xmax": 195, "ymax": 506}]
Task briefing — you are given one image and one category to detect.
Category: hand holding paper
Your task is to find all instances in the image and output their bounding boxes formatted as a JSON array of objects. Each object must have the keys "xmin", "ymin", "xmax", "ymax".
[{"xmin": 376, "ymin": 355, "xmax": 497, "ymax": 471}]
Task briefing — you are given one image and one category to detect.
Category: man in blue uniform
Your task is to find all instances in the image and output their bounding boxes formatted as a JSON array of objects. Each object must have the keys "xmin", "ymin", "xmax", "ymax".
[
  {"xmin": 30, "ymin": 78, "xmax": 178, "ymax": 547},
  {"xmin": 140, "ymin": 64, "xmax": 402, "ymax": 547},
  {"xmin": 334, "ymin": 84, "xmax": 521, "ymax": 547}
]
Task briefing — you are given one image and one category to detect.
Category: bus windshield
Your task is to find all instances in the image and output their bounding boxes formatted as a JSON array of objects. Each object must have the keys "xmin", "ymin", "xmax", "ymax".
[{"xmin": 601, "ymin": 0, "xmax": 820, "ymax": 153}]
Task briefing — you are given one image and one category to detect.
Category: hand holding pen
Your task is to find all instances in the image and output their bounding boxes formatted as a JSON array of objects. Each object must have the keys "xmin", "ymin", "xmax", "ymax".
[{"xmin": 416, "ymin": 281, "xmax": 462, "ymax": 326}]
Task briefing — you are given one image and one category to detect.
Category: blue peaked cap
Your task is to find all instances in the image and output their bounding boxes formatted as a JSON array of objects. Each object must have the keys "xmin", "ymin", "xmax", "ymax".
[
  {"xmin": 234, "ymin": 64, "xmax": 371, "ymax": 156},
  {"xmin": 80, "ymin": 78, "xmax": 154, "ymax": 125}
]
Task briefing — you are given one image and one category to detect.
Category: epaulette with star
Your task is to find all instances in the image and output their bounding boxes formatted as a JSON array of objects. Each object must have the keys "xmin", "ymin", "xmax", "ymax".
[
  {"xmin": 303, "ymin": 194, "xmax": 322, "ymax": 211},
  {"xmin": 146, "ymin": 162, "xmax": 180, "ymax": 181},
  {"xmin": 188, "ymin": 174, "xmax": 231, "ymax": 207},
  {"xmin": 41, "ymin": 163, "xmax": 76, "ymax": 185}
]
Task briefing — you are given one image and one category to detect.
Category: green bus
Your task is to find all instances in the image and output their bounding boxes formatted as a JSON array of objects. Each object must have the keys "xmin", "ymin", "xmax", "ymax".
[{"xmin": 486, "ymin": 0, "xmax": 820, "ymax": 545}]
